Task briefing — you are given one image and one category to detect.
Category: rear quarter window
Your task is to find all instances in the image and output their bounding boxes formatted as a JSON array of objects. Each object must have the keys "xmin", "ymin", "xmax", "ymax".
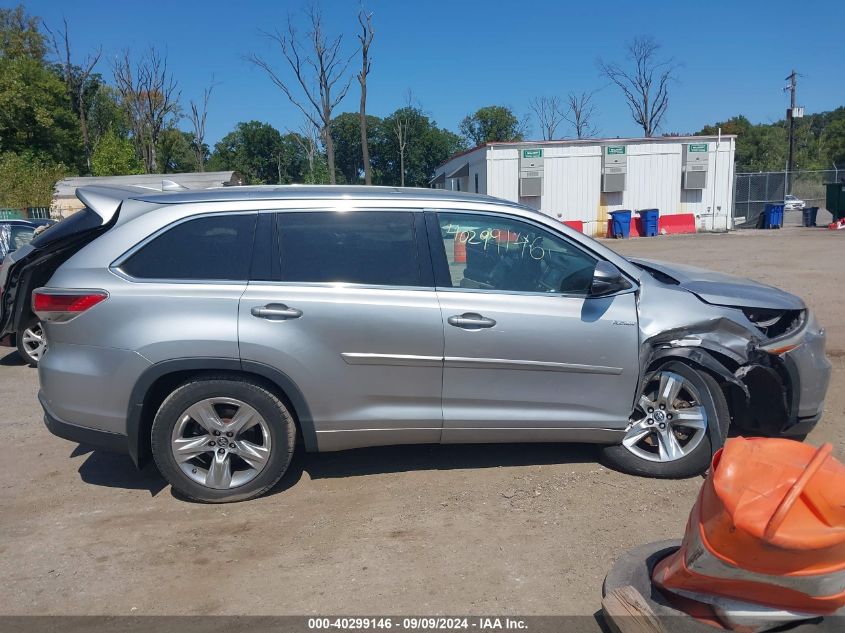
[{"xmin": 119, "ymin": 214, "xmax": 257, "ymax": 281}]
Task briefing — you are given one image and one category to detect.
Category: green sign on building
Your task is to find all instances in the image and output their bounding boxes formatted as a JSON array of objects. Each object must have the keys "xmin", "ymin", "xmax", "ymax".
[
  {"xmin": 606, "ymin": 146, "xmax": 626, "ymax": 155},
  {"xmin": 688, "ymin": 143, "xmax": 708, "ymax": 152},
  {"xmin": 522, "ymin": 149, "xmax": 543, "ymax": 159}
]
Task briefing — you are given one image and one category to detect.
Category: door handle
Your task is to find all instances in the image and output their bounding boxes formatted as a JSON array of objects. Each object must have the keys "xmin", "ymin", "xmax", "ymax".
[
  {"xmin": 250, "ymin": 304, "xmax": 303, "ymax": 320},
  {"xmin": 447, "ymin": 313, "xmax": 496, "ymax": 329}
]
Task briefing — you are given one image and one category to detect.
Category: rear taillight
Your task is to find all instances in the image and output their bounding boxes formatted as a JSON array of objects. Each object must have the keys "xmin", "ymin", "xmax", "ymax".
[{"xmin": 33, "ymin": 289, "xmax": 108, "ymax": 322}]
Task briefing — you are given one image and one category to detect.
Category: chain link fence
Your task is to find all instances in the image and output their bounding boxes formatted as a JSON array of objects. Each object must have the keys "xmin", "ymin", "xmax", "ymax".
[{"xmin": 734, "ymin": 169, "xmax": 842, "ymax": 227}]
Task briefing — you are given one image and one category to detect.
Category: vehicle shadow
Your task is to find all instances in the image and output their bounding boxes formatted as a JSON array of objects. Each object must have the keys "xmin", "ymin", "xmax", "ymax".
[
  {"xmin": 262, "ymin": 442, "xmax": 601, "ymax": 498},
  {"xmin": 69, "ymin": 441, "xmax": 601, "ymax": 501},
  {"xmin": 0, "ymin": 348, "xmax": 24, "ymax": 366},
  {"xmin": 72, "ymin": 445, "xmax": 168, "ymax": 496}
]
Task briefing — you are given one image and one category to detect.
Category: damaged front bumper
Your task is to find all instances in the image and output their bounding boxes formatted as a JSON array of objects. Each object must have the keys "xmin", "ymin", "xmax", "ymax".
[
  {"xmin": 768, "ymin": 312, "xmax": 831, "ymax": 434},
  {"xmin": 727, "ymin": 310, "xmax": 830, "ymax": 437},
  {"xmin": 643, "ymin": 305, "xmax": 831, "ymax": 439}
]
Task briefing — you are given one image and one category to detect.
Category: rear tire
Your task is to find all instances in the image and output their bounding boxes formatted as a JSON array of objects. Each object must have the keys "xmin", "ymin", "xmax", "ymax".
[
  {"xmin": 151, "ymin": 377, "xmax": 296, "ymax": 503},
  {"xmin": 600, "ymin": 361, "xmax": 730, "ymax": 479},
  {"xmin": 17, "ymin": 322, "xmax": 45, "ymax": 367}
]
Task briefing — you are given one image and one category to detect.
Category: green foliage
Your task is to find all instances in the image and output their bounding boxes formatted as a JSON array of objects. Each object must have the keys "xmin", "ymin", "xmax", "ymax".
[
  {"xmin": 208, "ymin": 121, "xmax": 309, "ymax": 184},
  {"xmin": 821, "ymin": 118, "xmax": 845, "ymax": 169},
  {"xmin": 0, "ymin": 151, "xmax": 67, "ymax": 207},
  {"xmin": 91, "ymin": 130, "xmax": 142, "ymax": 176},
  {"xmin": 157, "ymin": 128, "xmax": 197, "ymax": 173},
  {"xmin": 0, "ymin": 5, "xmax": 45, "ymax": 60},
  {"xmin": 331, "ymin": 112, "xmax": 383, "ymax": 184},
  {"xmin": 699, "ymin": 108, "xmax": 845, "ymax": 172},
  {"xmin": 0, "ymin": 5, "xmax": 82, "ymax": 169},
  {"xmin": 87, "ymin": 85, "xmax": 130, "ymax": 144},
  {"xmin": 459, "ymin": 105, "xmax": 524, "ymax": 146},
  {"xmin": 376, "ymin": 107, "xmax": 465, "ymax": 187}
]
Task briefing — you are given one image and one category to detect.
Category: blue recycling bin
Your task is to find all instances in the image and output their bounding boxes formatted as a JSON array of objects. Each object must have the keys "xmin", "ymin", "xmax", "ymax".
[
  {"xmin": 609, "ymin": 210, "xmax": 632, "ymax": 238},
  {"xmin": 761, "ymin": 203, "xmax": 784, "ymax": 229},
  {"xmin": 639, "ymin": 209, "xmax": 660, "ymax": 237}
]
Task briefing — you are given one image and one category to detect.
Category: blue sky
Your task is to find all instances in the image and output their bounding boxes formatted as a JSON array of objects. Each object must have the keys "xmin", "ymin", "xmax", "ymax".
[{"xmin": 23, "ymin": 0, "xmax": 845, "ymax": 145}]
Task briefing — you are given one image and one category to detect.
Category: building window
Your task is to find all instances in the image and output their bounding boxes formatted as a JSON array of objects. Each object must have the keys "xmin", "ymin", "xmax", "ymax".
[{"xmin": 474, "ymin": 173, "xmax": 479, "ymax": 193}]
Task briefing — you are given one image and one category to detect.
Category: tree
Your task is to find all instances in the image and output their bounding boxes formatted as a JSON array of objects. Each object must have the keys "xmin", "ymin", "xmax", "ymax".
[
  {"xmin": 528, "ymin": 96, "xmax": 564, "ymax": 141},
  {"xmin": 0, "ymin": 5, "xmax": 45, "ymax": 59},
  {"xmin": 821, "ymin": 118, "xmax": 845, "ymax": 168},
  {"xmin": 331, "ymin": 111, "xmax": 383, "ymax": 184},
  {"xmin": 112, "ymin": 47, "xmax": 181, "ymax": 173},
  {"xmin": 563, "ymin": 91, "xmax": 598, "ymax": 139},
  {"xmin": 44, "ymin": 17, "xmax": 102, "ymax": 173},
  {"xmin": 376, "ymin": 107, "xmax": 464, "ymax": 187},
  {"xmin": 247, "ymin": 5, "xmax": 353, "ymax": 184},
  {"xmin": 0, "ymin": 151, "xmax": 68, "ymax": 207},
  {"xmin": 90, "ymin": 129, "xmax": 142, "ymax": 176},
  {"xmin": 87, "ymin": 85, "xmax": 130, "ymax": 142},
  {"xmin": 357, "ymin": 8, "xmax": 374, "ymax": 185},
  {"xmin": 459, "ymin": 105, "xmax": 524, "ymax": 146},
  {"xmin": 209, "ymin": 120, "xmax": 309, "ymax": 185},
  {"xmin": 291, "ymin": 118, "xmax": 328, "ymax": 184},
  {"xmin": 0, "ymin": 6, "xmax": 81, "ymax": 167},
  {"xmin": 189, "ymin": 79, "xmax": 214, "ymax": 172},
  {"xmin": 392, "ymin": 92, "xmax": 417, "ymax": 187},
  {"xmin": 598, "ymin": 36, "xmax": 676, "ymax": 137},
  {"xmin": 157, "ymin": 128, "xmax": 196, "ymax": 173}
]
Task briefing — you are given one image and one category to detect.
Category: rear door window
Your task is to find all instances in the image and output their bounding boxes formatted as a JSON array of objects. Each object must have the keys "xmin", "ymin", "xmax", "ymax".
[
  {"xmin": 120, "ymin": 214, "xmax": 257, "ymax": 281},
  {"xmin": 272, "ymin": 211, "xmax": 423, "ymax": 287}
]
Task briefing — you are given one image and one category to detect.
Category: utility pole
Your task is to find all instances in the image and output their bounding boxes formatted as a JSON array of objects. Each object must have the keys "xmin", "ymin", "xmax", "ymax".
[{"xmin": 784, "ymin": 70, "xmax": 798, "ymax": 195}]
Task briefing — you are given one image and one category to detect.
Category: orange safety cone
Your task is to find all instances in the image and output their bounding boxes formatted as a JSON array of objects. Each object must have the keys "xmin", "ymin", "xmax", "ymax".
[{"xmin": 653, "ymin": 437, "xmax": 845, "ymax": 630}]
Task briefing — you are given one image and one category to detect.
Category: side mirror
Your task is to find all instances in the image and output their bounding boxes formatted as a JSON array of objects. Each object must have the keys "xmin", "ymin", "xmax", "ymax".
[{"xmin": 589, "ymin": 261, "xmax": 631, "ymax": 297}]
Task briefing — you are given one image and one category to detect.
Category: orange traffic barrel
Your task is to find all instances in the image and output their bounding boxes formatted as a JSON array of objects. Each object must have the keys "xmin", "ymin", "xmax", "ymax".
[
  {"xmin": 453, "ymin": 234, "xmax": 467, "ymax": 263},
  {"xmin": 653, "ymin": 438, "xmax": 845, "ymax": 617}
]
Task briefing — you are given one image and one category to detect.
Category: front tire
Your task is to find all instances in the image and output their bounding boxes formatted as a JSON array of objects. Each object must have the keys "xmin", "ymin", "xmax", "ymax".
[
  {"xmin": 600, "ymin": 361, "xmax": 730, "ymax": 479},
  {"xmin": 151, "ymin": 377, "xmax": 296, "ymax": 503}
]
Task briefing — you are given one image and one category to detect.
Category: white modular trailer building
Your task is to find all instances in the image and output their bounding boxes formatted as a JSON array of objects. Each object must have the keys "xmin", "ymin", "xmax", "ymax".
[{"xmin": 431, "ymin": 135, "xmax": 736, "ymax": 236}]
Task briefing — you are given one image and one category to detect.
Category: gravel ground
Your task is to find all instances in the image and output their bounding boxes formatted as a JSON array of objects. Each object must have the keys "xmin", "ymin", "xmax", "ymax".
[{"xmin": 0, "ymin": 225, "xmax": 842, "ymax": 617}]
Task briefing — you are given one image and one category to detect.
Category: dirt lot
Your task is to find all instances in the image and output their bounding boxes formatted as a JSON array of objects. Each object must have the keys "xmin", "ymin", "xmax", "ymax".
[{"xmin": 1, "ymin": 225, "xmax": 842, "ymax": 617}]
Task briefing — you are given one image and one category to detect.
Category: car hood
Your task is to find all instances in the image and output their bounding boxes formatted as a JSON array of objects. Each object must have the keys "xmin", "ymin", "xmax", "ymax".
[{"xmin": 630, "ymin": 258, "xmax": 805, "ymax": 310}]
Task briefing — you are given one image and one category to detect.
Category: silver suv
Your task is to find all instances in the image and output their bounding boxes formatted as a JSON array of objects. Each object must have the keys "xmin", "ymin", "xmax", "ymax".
[{"xmin": 0, "ymin": 186, "xmax": 831, "ymax": 502}]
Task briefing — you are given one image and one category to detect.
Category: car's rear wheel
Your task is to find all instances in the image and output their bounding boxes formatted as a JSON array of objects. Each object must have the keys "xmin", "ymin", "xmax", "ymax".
[
  {"xmin": 17, "ymin": 322, "xmax": 46, "ymax": 367},
  {"xmin": 600, "ymin": 361, "xmax": 729, "ymax": 478},
  {"xmin": 151, "ymin": 377, "xmax": 296, "ymax": 502}
]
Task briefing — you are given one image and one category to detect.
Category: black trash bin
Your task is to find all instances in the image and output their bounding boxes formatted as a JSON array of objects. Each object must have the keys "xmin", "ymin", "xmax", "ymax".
[{"xmin": 802, "ymin": 207, "xmax": 819, "ymax": 227}]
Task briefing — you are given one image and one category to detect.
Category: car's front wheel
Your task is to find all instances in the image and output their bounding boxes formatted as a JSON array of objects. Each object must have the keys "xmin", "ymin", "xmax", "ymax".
[
  {"xmin": 600, "ymin": 361, "xmax": 730, "ymax": 478},
  {"xmin": 151, "ymin": 377, "xmax": 296, "ymax": 502}
]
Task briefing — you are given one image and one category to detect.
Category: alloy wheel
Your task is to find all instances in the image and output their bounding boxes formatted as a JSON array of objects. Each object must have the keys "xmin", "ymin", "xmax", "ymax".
[
  {"xmin": 622, "ymin": 370, "xmax": 708, "ymax": 463},
  {"xmin": 170, "ymin": 397, "xmax": 273, "ymax": 489},
  {"xmin": 21, "ymin": 324, "xmax": 46, "ymax": 363}
]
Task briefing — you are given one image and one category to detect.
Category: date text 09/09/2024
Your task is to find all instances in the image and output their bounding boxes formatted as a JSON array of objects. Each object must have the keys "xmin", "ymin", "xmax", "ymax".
[{"xmin": 308, "ymin": 618, "xmax": 528, "ymax": 630}]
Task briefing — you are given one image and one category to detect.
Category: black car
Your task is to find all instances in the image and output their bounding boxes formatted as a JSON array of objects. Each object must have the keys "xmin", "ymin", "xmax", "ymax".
[
  {"xmin": 0, "ymin": 219, "xmax": 38, "ymax": 262},
  {"xmin": 0, "ymin": 219, "xmax": 44, "ymax": 366}
]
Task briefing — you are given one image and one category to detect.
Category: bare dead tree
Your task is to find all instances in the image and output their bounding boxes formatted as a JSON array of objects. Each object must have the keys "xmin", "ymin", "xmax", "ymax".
[
  {"xmin": 357, "ymin": 7, "xmax": 375, "ymax": 185},
  {"xmin": 247, "ymin": 5, "xmax": 353, "ymax": 184},
  {"xmin": 563, "ymin": 91, "xmax": 598, "ymax": 139},
  {"xmin": 528, "ymin": 96, "xmax": 564, "ymax": 140},
  {"xmin": 393, "ymin": 90, "xmax": 416, "ymax": 187},
  {"xmin": 189, "ymin": 78, "xmax": 215, "ymax": 172},
  {"xmin": 598, "ymin": 36, "xmax": 676, "ymax": 137},
  {"xmin": 290, "ymin": 118, "xmax": 322, "ymax": 182},
  {"xmin": 44, "ymin": 17, "xmax": 102, "ymax": 172},
  {"xmin": 112, "ymin": 47, "xmax": 181, "ymax": 173}
]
